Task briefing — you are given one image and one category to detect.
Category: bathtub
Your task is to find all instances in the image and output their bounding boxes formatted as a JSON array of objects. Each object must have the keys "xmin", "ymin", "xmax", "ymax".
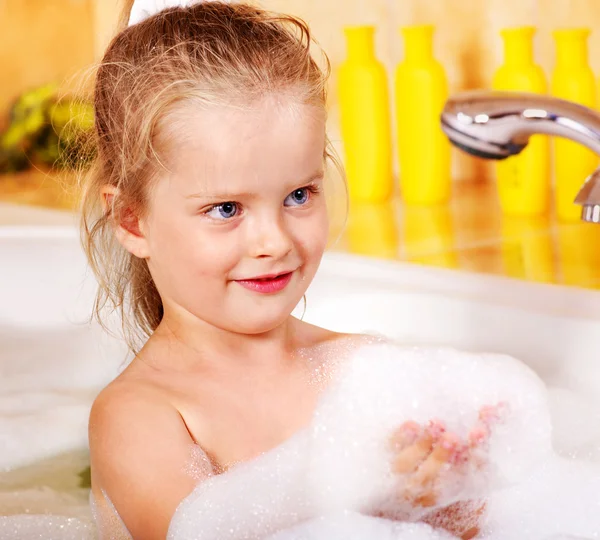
[{"xmin": 2, "ymin": 224, "xmax": 600, "ymax": 528}]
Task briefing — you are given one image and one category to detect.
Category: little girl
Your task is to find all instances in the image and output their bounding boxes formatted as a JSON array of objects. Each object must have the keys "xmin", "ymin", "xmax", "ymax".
[{"xmin": 83, "ymin": 1, "xmax": 495, "ymax": 538}]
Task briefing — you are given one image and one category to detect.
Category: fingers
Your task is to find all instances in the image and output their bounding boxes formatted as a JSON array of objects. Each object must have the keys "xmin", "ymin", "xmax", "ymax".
[
  {"xmin": 469, "ymin": 401, "xmax": 509, "ymax": 450},
  {"xmin": 466, "ymin": 402, "xmax": 510, "ymax": 473},
  {"xmin": 479, "ymin": 401, "xmax": 509, "ymax": 427},
  {"xmin": 393, "ymin": 420, "xmax": 456, "ymax": 506},
  {"xmin": 388, "ymin": 421, "xmax": 422, "ymax": 452},
  {"xmin": 411, "ymin": 432, "xmax": 459, "ymax": 485},
  {"xmin": 404, "ymin": 432, "xmax": 463, "ymax": 508},
  {"xmin": 392, "ymin": 429, "xmax": 435, "ymax": 474},
  {"xmin": 413, "ymin": 489, "xmax": 438, "ymax": 508},
  {"xmin": 391, "ymin": 419, "xmax": 447, "ymax": 475},
  {"xmin": 396, "ymin": 436, "xmax": 441, "ymax": 508},
  {"xmin": 390, "ymin": 404, "xmax": 506, "ymax": 508},
  {"xmin": 468, "ymin": 425, "xmax": 489, "ymax": 449}
]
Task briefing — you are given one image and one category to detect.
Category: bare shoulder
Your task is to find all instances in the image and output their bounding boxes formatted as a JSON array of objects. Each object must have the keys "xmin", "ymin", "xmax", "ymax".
[
  {"xmin": 297, "ymin": 318, "xmax": 388, "ymax": 349},
  {"xmin": 317, "ymin": 329, "xmax": 390, "ymax": 350},
  {"xmin": 89, "ymin": 379, "xmax": 206, "ymax": 540},
  {"xmin": 89, "ymin": 377, "xmax": 171, "ymax": 450},
  {"xmin": 298, "ymin": 324, "xmax": 390, "ymax": 371}
]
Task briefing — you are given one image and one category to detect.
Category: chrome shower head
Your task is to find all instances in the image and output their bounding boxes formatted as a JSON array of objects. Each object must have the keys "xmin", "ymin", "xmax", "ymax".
[
  {"xmin": 441, "ymin": 90, "xmax": 600, "ymax": 222},
  {"xmin": 441, "ymin": 92, "xmax": 530, "ymax": 160},
  {"xmin": 575, "ymin": 170, "xmax": 600, "ymax": 223}
]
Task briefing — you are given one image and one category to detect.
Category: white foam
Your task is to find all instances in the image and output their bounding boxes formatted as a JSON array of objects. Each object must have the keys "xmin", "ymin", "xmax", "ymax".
[
  {"xmin": 169, "ymin": 428, "xmax": 316, "ymax": 539},
  {"xmin": 546, "ymin": 387, "xmax": 600, "ymax": 460},
  {"xmin": 306, "ymin": 345, "xmax": 552, "ymax": 517},
  {"xmin": 267, "ymin": 512, "xmax": 456, "ymax": 540},
  {"xmin": 4, "ymin": 341, "xmax": 600, "ymax": 539},
  {"xmin": 168, "ymin": 343, "xmax": 600, "ymax": 540},
  {"xmin": 482, "ymin": 457, "xmax": 600, "ymax": 539}
]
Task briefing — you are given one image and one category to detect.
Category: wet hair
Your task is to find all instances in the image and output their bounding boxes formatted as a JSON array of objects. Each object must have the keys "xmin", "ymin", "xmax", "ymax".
[{"xmin": 79, "ymin": 1, "xmax": 339, "ymax": 352}]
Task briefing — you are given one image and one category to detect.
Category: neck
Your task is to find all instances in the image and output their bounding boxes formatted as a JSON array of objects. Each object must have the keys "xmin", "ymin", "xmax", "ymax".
[{"xmin": 147, "ymin": 306, "xmax": 302, "ymax": 375}]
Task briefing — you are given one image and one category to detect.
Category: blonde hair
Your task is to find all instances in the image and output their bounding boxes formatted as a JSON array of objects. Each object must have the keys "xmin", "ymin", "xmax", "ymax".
[{"xmin": 80, "ymin": 1, "xmax": 338, "ymax": 352}]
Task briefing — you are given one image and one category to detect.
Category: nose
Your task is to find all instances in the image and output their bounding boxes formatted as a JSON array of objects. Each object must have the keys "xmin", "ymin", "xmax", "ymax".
[{"xmin": 246, "ymin": 211, "xmax": 294, "ymax": 260}]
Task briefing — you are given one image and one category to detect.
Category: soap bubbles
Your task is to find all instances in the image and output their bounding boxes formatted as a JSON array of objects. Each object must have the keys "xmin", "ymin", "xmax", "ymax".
[
  {"xmin": 267, "ymin": 512, "xmax": 456, "ymax": 540},
  {"xmin": 4, "ymin": 341, "xmax": 599, "ymax": 539},
  {"xmin": 169, "ymin": 343, "xmax": 600, "ymax": 540}
]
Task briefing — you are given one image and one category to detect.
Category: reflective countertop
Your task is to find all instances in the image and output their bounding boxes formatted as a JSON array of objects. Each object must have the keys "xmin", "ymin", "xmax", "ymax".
[{"xmin": 334, "ymin": 182, "xmax": 600, "ymax": 290}]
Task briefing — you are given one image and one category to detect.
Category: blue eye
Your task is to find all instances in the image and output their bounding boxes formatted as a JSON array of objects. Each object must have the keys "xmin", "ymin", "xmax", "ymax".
[
  {"xmin": 284, "ymin": 188, "xmax": 309, "ymax": 207},
  {"xmin": 206, "ymin": 201, "xmax": 238, "ymax": 220}
]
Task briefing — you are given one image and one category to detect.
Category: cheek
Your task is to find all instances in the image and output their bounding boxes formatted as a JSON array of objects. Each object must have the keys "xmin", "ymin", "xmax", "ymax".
[
  {"xmin": 315, "ymin": 204, "xmax": 330, "ymax": 247},
  {"xmin": 190, "ymin": 240, "xmax": 240, "ymax": 278},
  {"xmin": 147, "ymin": 217, "xmax": 237, "ymax": 281},
  {"xmin": 176, "ymin": 234, "xmax": 240, "ymax": 280},
  {"xmin": 298, "ymin": 210, "xmax": 329, "ymax": 260}
]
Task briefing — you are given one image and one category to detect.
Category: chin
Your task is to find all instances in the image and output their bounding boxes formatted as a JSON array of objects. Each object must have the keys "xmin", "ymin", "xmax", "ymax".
[{"xmin": 233, "ymin": 308, "xmax": 295, "ymax": 335}]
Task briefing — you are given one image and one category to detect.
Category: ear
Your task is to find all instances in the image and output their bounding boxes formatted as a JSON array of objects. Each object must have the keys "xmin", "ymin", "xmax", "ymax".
[{"xmin": 101, "ymin": 185, "xmax": 151, "ymax": 259}]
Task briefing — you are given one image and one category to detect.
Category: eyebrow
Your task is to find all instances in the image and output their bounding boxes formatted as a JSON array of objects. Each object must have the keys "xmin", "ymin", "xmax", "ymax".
[{"xmin": 184, "ymin": 171, "xmax": 325, "ymax": 201}]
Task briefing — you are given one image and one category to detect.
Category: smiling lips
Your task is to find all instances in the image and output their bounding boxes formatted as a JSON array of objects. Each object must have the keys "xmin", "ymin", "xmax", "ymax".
[{"xmin": 235, "ymin": 271, "xmax": 294, "ymax": 293}]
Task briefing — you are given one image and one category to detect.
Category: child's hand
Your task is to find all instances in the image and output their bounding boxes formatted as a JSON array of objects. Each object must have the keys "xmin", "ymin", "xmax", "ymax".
[{"xmin": 387, "ymin": 403, "xmax": 507, "ymax": 509}]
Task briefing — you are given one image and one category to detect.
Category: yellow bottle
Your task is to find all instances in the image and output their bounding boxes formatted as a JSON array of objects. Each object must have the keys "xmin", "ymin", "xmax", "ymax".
[
  {"xmin": 395, "ymin": 25, "xmax": 451, "ymax": 205},
  {"xmin": 551, "ymin": 28, "xmax": 598, "ymax": 221},
  {"xmin": 492, "ymin": 27, "xmax": 550, "ymax": 216},
  {"xmin": 338, "ymin": 26, "xmax": 393, "ymax": 203}
]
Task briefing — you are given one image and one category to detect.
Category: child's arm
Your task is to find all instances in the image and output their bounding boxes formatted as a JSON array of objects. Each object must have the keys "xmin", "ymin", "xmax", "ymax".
[{"xmin": 89, "ymin": 384, "xmax": 208, "ymax": 540}]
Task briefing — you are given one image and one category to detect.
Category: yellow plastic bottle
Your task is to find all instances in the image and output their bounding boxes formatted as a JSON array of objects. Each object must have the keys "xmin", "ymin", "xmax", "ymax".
[
  {"xmin": 492, "ymin": 27, "xmax": 550, "ymax": 216},
  {"xmin": 395, "ymin": 25, "xmax": 451, "ymax": 205},
  {"xmin": 338, "ymin": 26, "xmax": 393, "ymax": 203},
  {"xmin": 551, "ymin": 28, "xmax": 598, "ymax": 221}
]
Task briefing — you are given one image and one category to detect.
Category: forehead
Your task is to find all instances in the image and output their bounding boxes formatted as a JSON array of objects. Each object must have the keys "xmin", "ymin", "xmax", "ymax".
[{"xmin": 159, "ymin": 97, "xmax": 326, "ymax": 196}]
